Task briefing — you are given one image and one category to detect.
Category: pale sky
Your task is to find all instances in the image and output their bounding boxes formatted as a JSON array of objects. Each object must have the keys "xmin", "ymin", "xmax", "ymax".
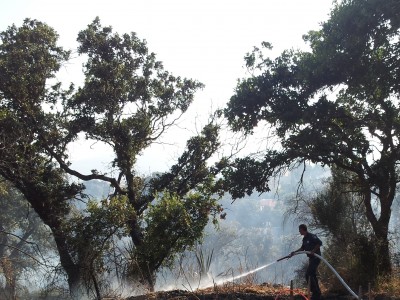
[{"xmin": 1, "ymin": 0, "xmax": 334, "ymax": 175}]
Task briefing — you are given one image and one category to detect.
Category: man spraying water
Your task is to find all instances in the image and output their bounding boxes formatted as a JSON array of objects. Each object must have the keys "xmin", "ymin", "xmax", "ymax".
[
  {"xmin": 290, "ymin": 224, "xmax": 322, "ymax": 300},
  {"xmin": 204, "ymin": 223, "xmax": 359, "ymax": 299}
]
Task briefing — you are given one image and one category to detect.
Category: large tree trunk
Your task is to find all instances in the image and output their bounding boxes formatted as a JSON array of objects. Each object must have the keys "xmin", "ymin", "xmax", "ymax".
[
  {"xmin": 363, "ymin": 188, "xmax": 393, "ymax": 276},
  {"xmin": 53, "ymin": 233, "xmax": 83, "ymax": 298},
  {"xmin": 25, "ymin": 192, "xmax": 84, "ymax": 299},
  {"xmin": 373, "ymin": 222, "xmax": 392, "ymax": 275},
  {"xmin": 129, "ymin": 228, "xmax": 157, "ymax": 292},
  {"xmin": 377, "ymin": 238, "xmax": 392, "ymax": 275}
]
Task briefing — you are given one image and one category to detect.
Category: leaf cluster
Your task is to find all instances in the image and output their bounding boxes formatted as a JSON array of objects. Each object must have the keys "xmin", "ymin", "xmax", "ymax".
[{"xmin": 135, "ymin": 191, "xmax": 220, "ymax": 272}]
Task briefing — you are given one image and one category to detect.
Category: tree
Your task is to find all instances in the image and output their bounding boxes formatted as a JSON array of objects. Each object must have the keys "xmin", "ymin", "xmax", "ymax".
[
  {"xmin": 223, "ymin": 0, "xmax": 400, "ymax": 276},
  {"xmin": 130, "ymin": 191, "xmax": 219, "ymax": 289},
  {"xmin": 65, "ymin": 18, "xmax": 224, "ymax": 291},
  {"xmin": 0, "ymin": 19, "xmax": 88, "ymax": 296},
  {"xmin": 0, "ymin": 178, "xmax": 57, "ymax": 299},
  {"xmin": 0, "ymin": 18, "xmax": 224, "ymax": 297}
]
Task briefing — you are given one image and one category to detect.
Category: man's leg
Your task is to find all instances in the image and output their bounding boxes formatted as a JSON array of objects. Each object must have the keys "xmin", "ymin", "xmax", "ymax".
[{"xmin": 306, "ymin": 258, "xmax": 321, "ymax": 300}]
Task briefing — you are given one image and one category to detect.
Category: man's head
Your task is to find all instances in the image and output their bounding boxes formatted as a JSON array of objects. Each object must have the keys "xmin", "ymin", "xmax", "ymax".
[{"xmin": 299, "ymin": 224, "xmax": 308, "ymax": 236}]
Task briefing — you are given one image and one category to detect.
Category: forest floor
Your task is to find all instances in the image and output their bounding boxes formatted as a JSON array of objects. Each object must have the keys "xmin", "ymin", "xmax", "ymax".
[{"xmin": 122, "ymin": 283, "xmax": 398, "ymax": 300}]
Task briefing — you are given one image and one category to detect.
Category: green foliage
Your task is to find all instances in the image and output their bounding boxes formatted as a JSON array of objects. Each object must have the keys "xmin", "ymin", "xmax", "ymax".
[
  {"xmin": 135, "ymin": 192, "xmax": 220, "ymax": 272},
  {"xmin": 0, "ymin": 19, "xmax": 70, "ymax": 108},
  {"xmin": 310, "ymin": 169, "xmax": 366, "ymax": 236},
  {"xmin": 64, "ymin": 195, "xmax": 136, "ymax": 293},
  {"xmin": 223, "ymin": 0, "xmax": 400, "ymax": 275},
  {"xmin": 220, "ymin": 156, "xmax": 273, "ymax": 199},
  {"xmin": 69, "ymin": 196, "xmax": 136, "ymax": 250},
  {"xmin": 149, "ymin": 123, "xmax": 222, "ymax": 198},
  {"xmin": 68, "ymin": 17, "xmax": 204, "ymax": 171}
]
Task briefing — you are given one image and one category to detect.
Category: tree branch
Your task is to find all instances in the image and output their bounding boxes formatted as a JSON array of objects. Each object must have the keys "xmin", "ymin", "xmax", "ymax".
[{"xmin": 45, "ymin": 146, "xmax": 126, "ymax": 194}]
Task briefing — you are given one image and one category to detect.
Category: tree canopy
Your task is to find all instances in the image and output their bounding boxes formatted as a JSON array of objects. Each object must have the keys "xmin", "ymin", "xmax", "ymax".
[{"xmin": 224, "ymin": 0, "xmax": 400, "ymax": 275}]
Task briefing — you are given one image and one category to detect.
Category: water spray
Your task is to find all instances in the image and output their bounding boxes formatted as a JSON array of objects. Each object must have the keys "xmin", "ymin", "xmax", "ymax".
[{"xmin": 200, "ymin": 261, "xmax": 278, "ymax": 289}]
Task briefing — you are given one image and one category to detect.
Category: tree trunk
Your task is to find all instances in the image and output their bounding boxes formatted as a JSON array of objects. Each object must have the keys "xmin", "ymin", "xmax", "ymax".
[
  {"xmin": 374, "ymin": 225, "xmax": 392, "ymax": 275},
  {"xmin": 20, "ymin": 188, "xmax": 84, "ymax": 298},
  {"xmin": 4, "ymin": 276, "xmax": 16, "ymax": 300},
  {"xmin": 147, "ymin": 272, "xmax": 156, "ymax": 292},
  {"xmin": 91, "ymin": 272, "xmax": 102, "ymax": 300},
  {"xmin": 362, "ymin": 187, "xmax": 393, "ymax": 276},
  {"xmin": 52, "ymin": 232, "xmax": 84, "ymax": 299},
  {"xmin": 1, "ymin": 258, "xmax": 16, "ymax": 300},
  {"xmin": 143, "ymin": 265, "xmax": 156, "ymax": 292}
]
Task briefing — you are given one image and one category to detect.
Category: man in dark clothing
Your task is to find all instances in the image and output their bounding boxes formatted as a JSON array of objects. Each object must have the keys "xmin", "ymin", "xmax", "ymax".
[{"xmin": 290, "ymin": 224, "xmax": 323, "ymax": 300}]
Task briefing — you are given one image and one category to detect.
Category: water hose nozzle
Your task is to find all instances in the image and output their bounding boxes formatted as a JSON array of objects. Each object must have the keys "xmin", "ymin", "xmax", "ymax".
[{"xmin": 277, "ymin": 254, "xmax": 292, "ymax": 262}]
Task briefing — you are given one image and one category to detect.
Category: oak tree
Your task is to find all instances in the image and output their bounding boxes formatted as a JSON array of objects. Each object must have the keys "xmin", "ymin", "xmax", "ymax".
[
  {"xmin": 0, "ymin": 18, "xmax": 223, "ymax": 297},
  {"xmin": 224, "ymin": 0, "xmax": 400, "ymax": 275}
]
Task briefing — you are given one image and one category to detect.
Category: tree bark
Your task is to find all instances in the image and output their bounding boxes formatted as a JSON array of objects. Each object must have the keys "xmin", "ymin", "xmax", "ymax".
[
  {"xmin": 21, "ymin": 190, "xmax": 84, "ymax": 298},
  {"xmin": 362, "ymin": 184, "xmax": 393, "ymax": 275},
  {"xmin": 376, "ymin": 235, "xmax": 392, "ymax": 274},
  {"xmin": 53, "ymin": 233, "xmax": 82, "ymax": 297}
]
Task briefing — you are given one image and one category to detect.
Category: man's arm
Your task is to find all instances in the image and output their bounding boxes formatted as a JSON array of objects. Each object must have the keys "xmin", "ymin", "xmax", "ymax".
[
  {"xmin": 310, "ymin": 235, "xmax": 322, "ymax": 255},
  {"xmin": 290, "ymin": 247, "xmax": 303, "ymax": 257},
  {"xmin": 309, "ymin": 244, "xmax": 320, "ymax": 255}
]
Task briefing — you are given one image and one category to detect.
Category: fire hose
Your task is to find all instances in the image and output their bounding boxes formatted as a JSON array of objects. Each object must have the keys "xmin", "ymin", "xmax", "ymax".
[{"xmin": 277, "ymin": 251, "xmax": 359, "ymax": 299}]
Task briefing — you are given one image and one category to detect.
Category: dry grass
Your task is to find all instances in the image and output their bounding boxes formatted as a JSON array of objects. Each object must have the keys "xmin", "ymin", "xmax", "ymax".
[
  {"xmin": 197, "ymin": 282, "xmax": 308, "ymax": 298},
  {"xmin": 374, "ymin": 272, "xmax": 400, "ymax": 298}
]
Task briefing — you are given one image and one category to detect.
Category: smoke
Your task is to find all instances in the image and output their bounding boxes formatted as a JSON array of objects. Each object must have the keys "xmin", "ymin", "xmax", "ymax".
[{"xmin": 155, "ymin": 261, "xmax": 279, "ymax": 292}]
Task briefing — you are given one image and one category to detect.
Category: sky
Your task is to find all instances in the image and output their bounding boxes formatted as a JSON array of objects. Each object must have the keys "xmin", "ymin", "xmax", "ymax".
[{"xmin": 0, "ymin": 0, "xmax": 334, "ymax": 175}]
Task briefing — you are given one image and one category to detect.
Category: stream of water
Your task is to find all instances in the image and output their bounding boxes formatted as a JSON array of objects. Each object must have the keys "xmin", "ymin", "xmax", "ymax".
[{"xmin": 201, "ymin": 260, "xmax": 278, "ymax": 289}]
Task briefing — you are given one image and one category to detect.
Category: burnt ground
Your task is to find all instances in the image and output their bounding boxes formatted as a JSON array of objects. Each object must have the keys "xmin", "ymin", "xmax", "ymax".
[
  {"xmin": 125, "ymin": 283, "xmax": 351, "ymax": 300},
  {"xmin": 124, "ymin": 283, "xmax": 400, "ymax": 300}
]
